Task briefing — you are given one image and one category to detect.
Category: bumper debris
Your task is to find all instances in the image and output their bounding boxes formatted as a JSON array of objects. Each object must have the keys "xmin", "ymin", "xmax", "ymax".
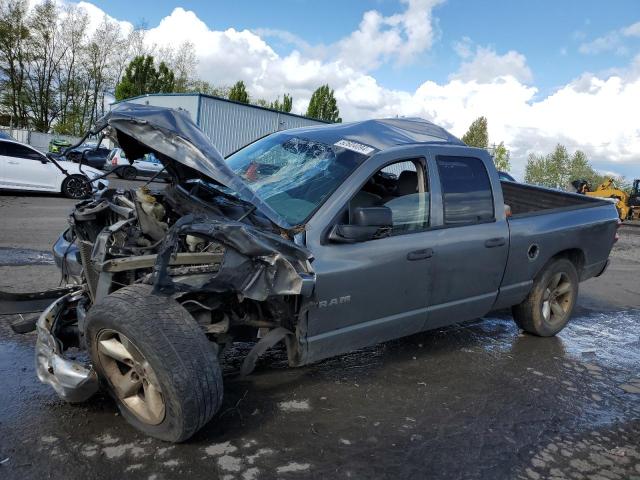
[{"xmin": 35, "ymin": 292, "xmax": 98, "ymax": 403}]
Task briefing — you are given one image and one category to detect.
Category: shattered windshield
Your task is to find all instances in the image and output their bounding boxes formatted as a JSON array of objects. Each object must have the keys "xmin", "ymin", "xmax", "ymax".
[{"xmin": 226, "ymin": 133, "xmax": 367, "ymax": 225}]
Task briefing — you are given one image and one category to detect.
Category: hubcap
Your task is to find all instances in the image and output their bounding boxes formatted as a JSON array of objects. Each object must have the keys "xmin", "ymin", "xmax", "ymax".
[
  {"xmin": 541, "ymin": 272, "xmax": 572, "ymax": 325},
  {"xmin": 96, "ymin": 330, "xmax": 165, "ymax": 425},
  {"xmin": 66, "ymin": 177, "xmax": 90, "ymax": 198}
]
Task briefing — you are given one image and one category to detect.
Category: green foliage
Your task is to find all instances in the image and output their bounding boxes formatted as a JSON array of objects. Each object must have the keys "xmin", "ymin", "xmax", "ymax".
[
  {"xmin": 270, "ymin": 93, "xmax": 292, "ymax": 112},
  {"xmin": 461, "ymin": 116, "xmax": 488, "ymax": 148},
  {"xmin": 490, "ymin": 142, "xmax": 511, "ymax": 172},
  {"xmin": 228, "ymin": 80, "xmax": 249, "ymax": 104},
  {"xmin": 188, "ymin": 80, "xmax": 230, "ymax": 98},
  {"xmin": 306, "ymin": 84, "xmax": 341, "ymax": 123},
  {"xmin": 524, "ymin": 144, "xmax": 607, "ymax": 189},
  {"xmin": 115, "ymin": 55, "xmax": 175, "ymax": 101},
  {"xmin": 0, "ymin": 0, "xmax": 30, "ymax": 127}
]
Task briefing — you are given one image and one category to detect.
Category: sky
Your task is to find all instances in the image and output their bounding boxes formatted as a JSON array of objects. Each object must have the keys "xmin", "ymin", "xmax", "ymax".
[{"xmin": 72, "ymin": 0, "xmax": 640, "ymax": 179}]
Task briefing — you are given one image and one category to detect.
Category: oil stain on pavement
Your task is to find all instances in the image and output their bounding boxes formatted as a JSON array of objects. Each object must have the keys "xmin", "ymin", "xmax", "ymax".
[{"xmin": 0, "ymin": 307, "xmax": 639, "ymax": 479}]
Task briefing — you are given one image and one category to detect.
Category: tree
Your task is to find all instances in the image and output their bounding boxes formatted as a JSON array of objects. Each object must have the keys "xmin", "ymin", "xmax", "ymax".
[
  {"xmin": 0, "ymin": 0, "xmax": 30, "ymax": 127},
  {"xmin": 567, "ymin": 150, "xmax": 601, "ymax": 186},
  {"xmin": 270, "ymin": 93, "xmax": 292, "ymax": 112},
  {"xmin": 171, "ymin": 41, "xmax": 197, "ymax": 92},
  {"xmin": 153, "ymin": 61, "xmax": 175, "ymax": 93},
  {"xmin": 524, "ymin": 144, "xmax": 568, "ymax": 188},
  {"xmin": 306, "ymin": 84, "xmax": 341, "ymax": 122},
  {"xmin": 524, "ymin": 144, "xmax": 607, "ymax": 190},
  {"xmin": 490, "ymin": 142, "xmax": 511, "ymax": 172},
  {"xmin": 461, "ymin": 116, "xmax": 488, "ymax": 148},
  {"xmin": 188, "ymin": 79, "xmax": 229, "ymax": 98},
  {"xmin": 24, "ymin": 0, "xmax": 67, "ymax": 132},
  {"xmin": 228, "ymin": 80, "xmax": 249, "ymax": 103},
  {"xmin": 114, "ymin": 55, "xmax": 176, "ymax": 101}
]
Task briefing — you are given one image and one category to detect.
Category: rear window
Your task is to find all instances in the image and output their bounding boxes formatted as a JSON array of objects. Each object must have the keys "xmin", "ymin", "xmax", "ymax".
[{"xmin": 436, "ymin": 156, "xmax": 494, "ymax": 225}]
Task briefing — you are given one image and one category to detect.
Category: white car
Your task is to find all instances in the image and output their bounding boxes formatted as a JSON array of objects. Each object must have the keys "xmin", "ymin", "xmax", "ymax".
[
  {"xmin": 106, "ymin": 148, "xmax": 166, "ymax": 180},
  {"xmin": 0, "ymin": 138, "xmax": 107, "ymax": 199}
]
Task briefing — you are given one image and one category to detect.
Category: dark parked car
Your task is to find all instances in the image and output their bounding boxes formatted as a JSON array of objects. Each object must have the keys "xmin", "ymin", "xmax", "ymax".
[
  {"xmin": 31, "ymin": 104, "xmax": 618, "ymax": 442},
  {"xmin": 64, "ymin": 144, "xmax": 111, "ymax": 170},
  {"xmin": 498, "ymin": 170, "xmax": 516, "ymax": 182}
]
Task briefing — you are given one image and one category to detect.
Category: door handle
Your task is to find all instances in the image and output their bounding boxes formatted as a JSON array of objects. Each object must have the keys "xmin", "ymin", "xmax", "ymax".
[
  {"xmin": 8, "ymin": 161, "xmax": 18, "ymax": 164},
  {"xmin": 485, "ymin": 237, "xmax": 506, "ymax": 248},
  {"xmin": 407, "ymin": 248, "xmax": 434, "ymax": 261}
]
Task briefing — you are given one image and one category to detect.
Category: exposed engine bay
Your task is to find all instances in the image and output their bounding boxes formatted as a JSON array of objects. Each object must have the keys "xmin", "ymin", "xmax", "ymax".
[
  {"xmin": 54, "ymin": 181, "xmax": 313, "ymax": 368},
  {"xmin": 35, "ymin": 104, "xmax": 317, "ymax": 403}
]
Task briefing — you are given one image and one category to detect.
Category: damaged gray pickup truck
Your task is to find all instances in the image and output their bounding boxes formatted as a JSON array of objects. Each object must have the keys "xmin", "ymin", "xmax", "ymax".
[{"xmin": 32, "ymin": 103, "xmax": 619, "ymax": 442}]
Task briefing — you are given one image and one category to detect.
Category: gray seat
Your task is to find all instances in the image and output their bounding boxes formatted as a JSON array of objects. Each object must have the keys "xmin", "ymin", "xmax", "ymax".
[{"xmin": 397, "ymin": 170, "xmax": 418, "ymax": 195}]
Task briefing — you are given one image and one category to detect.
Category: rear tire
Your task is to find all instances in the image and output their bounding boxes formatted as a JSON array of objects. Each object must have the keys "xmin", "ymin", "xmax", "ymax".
[
  {"xmin": 512, "ymin": 258, "xmax": 579, "ymax": 336},
  {"xmin": 121, "ymin": 166, "xmax": 137, "ymax": 180},
  {"xmin": 85, "ymin": 284, "xmax": 223, "ymax": 442},
  {"xmin": 61, "ymin": 174, "xmax": 91, "ymax": 199}
]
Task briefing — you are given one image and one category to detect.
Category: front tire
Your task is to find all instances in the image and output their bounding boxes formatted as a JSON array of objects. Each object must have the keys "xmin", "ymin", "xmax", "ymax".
[
  {"xmin": 61, "ymin": 174, "xmax": 91, "ymax": 199},
  {"xmin": 85, "ymin": 284, "xmax": 223, "ymax": 442},
  {"xmin": 512, "ymin": 258, "xmax": 579, "ymax": 336}
]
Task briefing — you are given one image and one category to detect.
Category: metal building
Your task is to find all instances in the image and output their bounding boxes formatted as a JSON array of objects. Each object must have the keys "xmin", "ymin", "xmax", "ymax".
[{"xmin": 113, "ymin": 93, "xmax": 328, "ymax": 156}]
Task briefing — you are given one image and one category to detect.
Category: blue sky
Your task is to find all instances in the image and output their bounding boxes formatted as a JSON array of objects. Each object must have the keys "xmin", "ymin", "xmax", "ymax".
[
  {"xmin": 89, "ymin": 0, "xmax": 640, "ymax": 96},
  {"xmin": 80, "ymin": 0, "xmax": 640, "ymax": 178}
]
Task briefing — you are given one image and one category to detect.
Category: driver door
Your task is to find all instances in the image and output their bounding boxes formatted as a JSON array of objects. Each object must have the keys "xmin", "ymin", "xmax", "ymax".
[{"xmin": 303, "ymin": 155, "xmax": 436, "ymax": 363}]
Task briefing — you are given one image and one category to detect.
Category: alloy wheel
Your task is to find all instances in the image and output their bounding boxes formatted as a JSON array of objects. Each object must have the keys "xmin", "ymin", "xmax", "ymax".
[
  {"xmin": 541, "ymin": 272, "xmax": 573, "ymax": 326},
  {"xmin": 65, "ymin": 177, "xmax": 91, "ymax": 199},
  {"xmin": 96, "ymin": 329, "xmax": 166, "ymax": 425}
]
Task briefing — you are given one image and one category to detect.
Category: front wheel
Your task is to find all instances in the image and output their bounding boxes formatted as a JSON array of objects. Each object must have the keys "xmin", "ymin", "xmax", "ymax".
[
  {"xmin": 85, "ymin": 284, "xmax": 223, "ymax": 442},
  {"xmin": 512, "ymin": 258, "xmax": 579, "ymax": 336},
  {"xmin": 61, "ymin": 174, "xmax": 91, "ymax": 199}
]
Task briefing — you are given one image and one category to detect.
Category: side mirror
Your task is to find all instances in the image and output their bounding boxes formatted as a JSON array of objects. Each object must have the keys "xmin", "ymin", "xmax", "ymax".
[{"xmin": 329, "ymin": 206, "xmax": 392, "ymax": 243}]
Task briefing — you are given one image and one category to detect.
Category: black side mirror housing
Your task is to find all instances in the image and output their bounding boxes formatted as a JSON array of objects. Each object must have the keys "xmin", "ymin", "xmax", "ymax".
[{"xmin": 329, "ymin": 206, "xmax": 392, "ymax": 243}]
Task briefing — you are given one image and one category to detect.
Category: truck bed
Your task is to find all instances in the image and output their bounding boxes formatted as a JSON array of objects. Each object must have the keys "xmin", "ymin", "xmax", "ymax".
[{"xmin": 501, "ymin": 181, "xmax": 608, "ymax": 217}]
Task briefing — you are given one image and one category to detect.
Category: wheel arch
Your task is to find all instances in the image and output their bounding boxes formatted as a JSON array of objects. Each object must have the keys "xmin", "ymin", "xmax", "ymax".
[{"xmin": 545, "ymin": 247, "xmax": 585, "ymax": 277}]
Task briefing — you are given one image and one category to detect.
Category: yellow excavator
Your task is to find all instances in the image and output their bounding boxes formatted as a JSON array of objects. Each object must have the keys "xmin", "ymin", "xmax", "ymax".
[{"xmin": 572, "ymin": 177, "xmax": 640, "ymax": 221}]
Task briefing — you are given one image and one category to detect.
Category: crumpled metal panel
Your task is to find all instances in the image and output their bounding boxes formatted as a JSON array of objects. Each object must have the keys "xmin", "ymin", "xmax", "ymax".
[
  {"xmin": 35, "ymin": 292, "xmax": 99, "ymax": 403},
  {"xmin": 153, "ymin": 215, "xmax": 313, "ymax": 301},
  {"xmin": 95, "ymin": 103, "xmax": 293, "ymax": 230}
]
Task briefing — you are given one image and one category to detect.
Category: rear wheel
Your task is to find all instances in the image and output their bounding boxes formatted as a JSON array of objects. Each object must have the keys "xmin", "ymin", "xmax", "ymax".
[
  {"xmin": 121, "ymin": 166, "xmax": 137, "ymax": 180},
  {"xmin": 512, "ymin": 258, "xmax": 578, "ymax": 336},
  {"xmin": 61, "ymin": 174, "xmax": 91, "ymax": 199},
  {"xmin": 86, "ymin": 284, "xmax": 223, "ymax": 442}
]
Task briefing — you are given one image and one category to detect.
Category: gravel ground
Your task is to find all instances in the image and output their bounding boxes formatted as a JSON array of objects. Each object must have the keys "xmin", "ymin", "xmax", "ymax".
[{"xmin": 0, "ymin": 186, "xmax": 638, "ymax": 480}]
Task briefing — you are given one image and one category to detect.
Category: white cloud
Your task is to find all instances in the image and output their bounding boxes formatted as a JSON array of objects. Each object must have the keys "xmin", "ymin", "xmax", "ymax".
[
  {"xmin": 579, "ymin": 19, "xmax": 640, "ymax": 55},
  {"xmin": 70, "ymin": 2, "xmax": 640, "ymax": 180},
  {"xmin": 337, "ymin": 0, "xmax": 444, "ymax": 71},
  {"xmin": 450, "ymin": 43, "xmax": 533, "ymax": 84},
  {"xmin": 621, "ymin": 21, "xmax": 640, "ymax": 37},
  {"xmin": 75, "ymin": 1, "xmax": 132, "ymax": 35}
]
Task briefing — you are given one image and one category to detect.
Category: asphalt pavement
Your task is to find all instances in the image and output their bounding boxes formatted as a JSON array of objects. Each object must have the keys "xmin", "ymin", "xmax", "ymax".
[{"xmin": 0, "ymin": 182, "xmax": 638, "ymax": 480}]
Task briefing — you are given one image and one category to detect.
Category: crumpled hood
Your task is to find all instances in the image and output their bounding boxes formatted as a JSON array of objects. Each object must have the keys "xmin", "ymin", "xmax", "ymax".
[{"xmin": 94, "ymin": 103, "xmax": 292, "ymax": 229}]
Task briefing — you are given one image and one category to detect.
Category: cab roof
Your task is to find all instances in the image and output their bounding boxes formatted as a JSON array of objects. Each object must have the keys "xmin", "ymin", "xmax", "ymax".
[{"xmin": 283, "ymin": 117, "xmax": 465, "ymax": 153}]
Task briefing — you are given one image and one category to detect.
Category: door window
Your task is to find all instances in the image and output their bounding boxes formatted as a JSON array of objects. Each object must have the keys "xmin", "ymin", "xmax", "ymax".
[
  {"xmin": 349, "ymin": 159, "xmax": 429, "ymax": 234},
  {"xmin": 436, "ymin": 156, "xmax": 494, "ymax": 226},
  {"xmin": 3, "ymin": 142, "xmax": 46, "ymax": 161}
]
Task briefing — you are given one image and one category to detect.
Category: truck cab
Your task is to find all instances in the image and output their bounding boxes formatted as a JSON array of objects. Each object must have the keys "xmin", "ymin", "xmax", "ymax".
[{"xmin": 303, "ymin": 144, "xmax": 510, "ymax": 361}]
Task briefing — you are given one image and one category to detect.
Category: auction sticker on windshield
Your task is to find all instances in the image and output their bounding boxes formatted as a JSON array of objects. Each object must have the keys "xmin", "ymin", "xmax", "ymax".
[{"xmin": 334, "ymin": 139, "xmax": 376, "ymax": 156}]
